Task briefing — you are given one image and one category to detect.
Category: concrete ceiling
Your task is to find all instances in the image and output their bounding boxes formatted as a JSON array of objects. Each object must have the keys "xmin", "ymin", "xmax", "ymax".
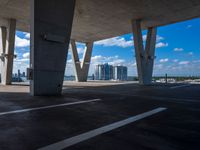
[{"xmin": 0, "ymin": 0, "xmax": 200, "ymax": 42}]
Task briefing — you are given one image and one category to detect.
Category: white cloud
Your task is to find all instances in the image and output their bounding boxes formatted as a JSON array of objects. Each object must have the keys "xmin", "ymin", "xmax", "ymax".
[
  {"xmin": 159, "ymin": 58, "xmax": 169, "ymax": 63},
  {"xmin": 68, "ymin": 43, "xmax": 86, "ymax": 55},
  {"xmin": 174, "ymin": 48, "xmax": 184, "ymax": 52},
  {"xmin": 154, "ymin": 64, "xmax": 164, "ymax": 69},
  {"xmin": 142, "ymin": 35, "xmax": 147, "ymax": 41},
  {"xmin": 186, "ymin": 25, "xmax": 192, "ymax": 29},
  {"xmin": 91, "ymin": 55, "xmax": 105, "ymax": 63},
  {"xmin": 100, "ymin": 35, "xmax": 166, "ymax": 49},
  {"xmin": 67, "ymin": 59, "xmax": 72, "ymax": 63},
  {"xmin": 193, "ymin": 60, "xmax": 200, "ymax": 63},
  {"xmin": 14, "ymin": 52, "xmax": 30, "ymax": 64},
  {"xmin": 15, "ymin": 58, "xmax": 29, "ymax": 62},
  {"xmin": 173, "ymin": 59, "xmax": 179, "ymax": 63},
  {"xmin": 188, "ymin": 52, "xmax": 193, "ymax": 55},
  {"xmin": 156, "ymin": 42, "xmax": 168, "ymax": 48},
  {"xmin": 142, "ymin": 35, "xmax": 164, "ymax": 43},
  {"xmin": 132, "ymin": 62, "xmax": 137, "ymax": 67},
  {"xmin": 22, "ymin": 52, "xmax": 30, "ymax": 59},
  {"xmin": 179, "ymin": 61, "xmax": 190, "ymax": 65},
  {"xmin": 77, "ymin": 47, "xmax": 85, "ymax": 54},
  {"xmin": 91, "ymin": 55, "xmax": 125, "ymax": 66},
  {"xmin": 24, "ymin": 33, "xmax": 30, "ymax": 39},
  {"xmin": 15, "ymin": 35, "xmax": 30, "ymax": 47},
  {"xmin": 95, "ymin": 36, "xmax": 133, "ymax": 48},
  {"xmin": 156, "ymin": 35, "xmax": 164, "ymax": 42},
  {"xmin": 109, "ymin": 59, "xmax": 125, "ymax": 66}
]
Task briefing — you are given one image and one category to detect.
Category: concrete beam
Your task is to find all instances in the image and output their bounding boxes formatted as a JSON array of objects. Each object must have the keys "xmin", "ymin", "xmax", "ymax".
[
  {"xmin": 30, "ymin": 0, "xmax": 76, "ymax": 96},
  {"xmin": 0, "ymin": 0, "xmax": 200, "ymax": 42},
  {"xmin": 132, "ymin": 20, "xmax": 157, "ymax": 85},
  {"xmin": 70, "ymin": 40, "xmax": 93, "ymax": 82},
  {"xmin": 0, "ymin": 19, "xmax": 16, "ymax": 85}
]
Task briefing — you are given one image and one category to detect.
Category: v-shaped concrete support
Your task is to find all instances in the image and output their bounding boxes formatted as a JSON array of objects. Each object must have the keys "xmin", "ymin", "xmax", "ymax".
[
  {"xmin": 70, "ymin": 40, "xmax": 93, "ymax": 82},
  {"xmin": 0, "ymin": 19, "xmax": 16, "ymax": 85},
  {"xmin": 132, "ymin": 20, "xmax": 157, "ymax": 85}
]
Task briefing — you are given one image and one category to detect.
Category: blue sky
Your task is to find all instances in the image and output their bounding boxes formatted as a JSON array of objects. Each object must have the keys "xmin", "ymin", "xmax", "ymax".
[{"xmin": 13, "ymin": 18, "xmax": 200, "ymax": 76}]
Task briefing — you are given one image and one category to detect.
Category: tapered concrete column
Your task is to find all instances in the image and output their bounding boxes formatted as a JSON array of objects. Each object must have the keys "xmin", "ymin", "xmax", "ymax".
[
  {"xmin": 132, "ymin": 20, "xmax": 157, "ymax": 85},
  {"xmin": 0, "ymin": 19, "xmax": 16, "ymax": 85},
  {"xmin": 30, "ymin": 0, "xmax": 76, "ymax": 96},
  {"xmin": 71, "ymin": 40, "xmax": 93, "ymax": 82}
]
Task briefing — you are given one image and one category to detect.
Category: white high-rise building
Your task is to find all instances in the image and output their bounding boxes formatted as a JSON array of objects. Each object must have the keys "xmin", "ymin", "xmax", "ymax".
[
  {"xmin": 95, "ymin": 64, "xmax": 127, "ymax": 80},
  {"xmin": 113, "ymin": 66, "xmax": 127, "ymax": 81}
]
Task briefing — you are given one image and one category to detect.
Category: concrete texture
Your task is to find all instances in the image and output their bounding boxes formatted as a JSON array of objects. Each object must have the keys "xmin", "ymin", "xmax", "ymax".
[
  {"xmin": 0, "ymin": 19, "xmax": 16, "ymax": 85},
  {"xmin": 71, "ymin": 40, "xmax": 93, "ymax": 82},
  {"xmin": 0, "ymin": 82, "xmax": 199, "ymax": 149},
  {"xmin": 0, "ymin": 0, "xmax": 200, "ymax": 42},
  {"xmin": 30, "ymin": 0, "xmax": 76, "ymax": 96},
  {"xmin": 132, "ymin": 20, "xmax": 157, "ymax": 85}
]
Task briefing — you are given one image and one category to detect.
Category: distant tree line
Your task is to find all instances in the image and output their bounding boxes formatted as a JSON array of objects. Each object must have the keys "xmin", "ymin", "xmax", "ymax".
[
  {"xmin": 127, "ymin": 76, "xmax": 200, "ymax": 81},
  {"xmin": 153, "ymin": 76, "xmax": 200, "ymax": 81}
]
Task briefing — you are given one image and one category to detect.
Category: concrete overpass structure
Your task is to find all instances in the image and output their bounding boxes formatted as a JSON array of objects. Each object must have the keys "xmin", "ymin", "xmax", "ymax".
[{"xmin": 0, "ymin": 0, "xmax": 199, "ymax": 95}]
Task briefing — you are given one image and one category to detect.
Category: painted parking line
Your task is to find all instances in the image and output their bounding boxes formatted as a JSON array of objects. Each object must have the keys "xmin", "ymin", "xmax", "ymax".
[
  {"xmin": 133, "ymin": 95, "xmax": 200, "ymax": 103},
  {"xmin": 170, "ymin": 84, "xmax": 191, "ymax": 89},
  {"xmin": 0, "ymin": 99, "xmax": 101, "ymax": 116},
  {"xmin": 38, "ymin": 107, "xmax": 167, "ymax": 150}
]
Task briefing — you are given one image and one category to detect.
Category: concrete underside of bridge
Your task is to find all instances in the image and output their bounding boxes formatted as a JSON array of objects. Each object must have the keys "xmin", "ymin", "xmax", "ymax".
[
  {"xmin": 0, "ymin": 0, "xmax": 199, "ymax": 95},
  {"xmin": 0, "ymin": 0, "xmax": 200, "ymax": 42}
]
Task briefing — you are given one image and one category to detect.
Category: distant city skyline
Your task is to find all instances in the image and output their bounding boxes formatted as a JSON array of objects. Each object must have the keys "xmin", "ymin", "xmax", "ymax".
[
  {"xmin": 95, "ymin": 63, "xmax": 127, "ymax": 80},
  {"xmin": 11, "ymin": 18, "xmax": 200, "ymax": 76}
]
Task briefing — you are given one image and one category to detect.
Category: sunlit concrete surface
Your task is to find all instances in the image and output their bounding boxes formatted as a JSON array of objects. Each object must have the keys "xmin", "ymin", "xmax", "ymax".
[
  {"xmin": 0, "ymin": 84, "xmax": 29, "ymax": 93},
  {"xmin": 0, "ymin": 82, "xmax": 200, "ymax": 149},
  {"xmin": 63, "ymin": 81, "xmax": 139, "ymax": 87}
]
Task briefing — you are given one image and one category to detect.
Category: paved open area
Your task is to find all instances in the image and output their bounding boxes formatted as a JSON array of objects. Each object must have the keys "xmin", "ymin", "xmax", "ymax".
[{"xmin": 0, "ymin": 81, "xmax": 200, "ymax": 150}]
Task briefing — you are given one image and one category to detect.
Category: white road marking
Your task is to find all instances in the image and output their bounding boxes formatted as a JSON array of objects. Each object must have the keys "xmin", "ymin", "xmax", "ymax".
[
  {"xmin": 134, "ymin": 95, "xmax": 200, "ymax": 103},
  {"xmin": 170, "ymin": 84, "xmax": 191, "ymax": 89},
  {"xmin": 38, "ymin": 107, "xmax": 167, "ymax": 150},
  {"xmin": 0, "ymin": 99, "xmax": 101, "ymax": 116}
]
